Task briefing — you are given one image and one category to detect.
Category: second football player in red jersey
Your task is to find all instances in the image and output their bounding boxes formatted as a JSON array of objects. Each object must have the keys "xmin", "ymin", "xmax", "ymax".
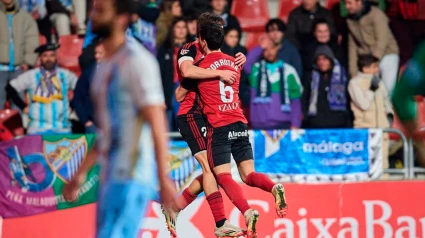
[
  {"xmin": 193, "ymin": 24, "xmax": 289, "ymax": 238},
  {"xmin": 161, "ymin": 13, "xmax": 247, "ymax": 238}
]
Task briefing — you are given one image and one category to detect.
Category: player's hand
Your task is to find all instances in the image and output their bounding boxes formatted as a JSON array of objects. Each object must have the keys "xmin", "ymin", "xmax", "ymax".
[
  {"xmin": 159, "ymin": 177, "xmax": 177, "ymax": 206},
  {"xmin": 235, "ymin": 52, "xmax": 246, "ymax": 67},
  {"xmin": 63, "ymin": 174, "xmax": 85, "ymax": 202},
  {"xmin": 219, "ymin": 70, "xmax": 237, "ymax": 84}
]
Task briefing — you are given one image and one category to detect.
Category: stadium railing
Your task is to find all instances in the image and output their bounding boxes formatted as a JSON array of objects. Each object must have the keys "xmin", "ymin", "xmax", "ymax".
[
  {"xmin": 383, "ymin": 128, "xmax": 410, "ymax": 178},
  {"xmin": 408, "ymin": 127, "xmax": 425, "ymax": 178}
]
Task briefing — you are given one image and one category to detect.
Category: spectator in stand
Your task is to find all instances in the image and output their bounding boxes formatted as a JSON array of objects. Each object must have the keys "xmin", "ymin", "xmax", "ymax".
[
  {"xmin": 221, "ymin": 26, "xmax": 249, "ymax": 106},
  {"xmin": 81, "ymin": 1, "xmax": 159, "ymax": 69},
  {"xmin": 303, "ymin": 45, "xmax": 351, "ymax": 128},
  {"xmin": 157, "ymin": 17, "xmax": 190, "ymax": 130},
  {"xmin": 179, "ymin": 0, "xmax": 209, "ymax": 16},
  {"xmin": 19, "ymin": 0, "xmax": 52, "ymax": 42},
  {"xmin": 71, "ymin": 40, "xmax": 104, "ymax": 134},
  {"xmin": 210, "ymin": 0, "xmax": 240, "ymax": 29},
  {"xmin": 221, "ymin": 26, "xmax": 246, "ymax": 58},
  {"xmin": 156, "ymin": 0, "xmax": 182, "ymax": 47},
  {"xmin": 286, "ymin": 0, "xmax": 336, "ymax": 50},
  {"xmin": 302, "ymin": 19, "xmax": 341, "ymax": 73},
  {"xmin": 46, "ymin": 0, "xmax": 79, "ymax": 36},
  {"xmin": 0, "ymin": 0, "xmax": 39, "ymax": 109},
  {"xmin": 245, "ymin": 19, "xmax": 302, "ymax": 77},
  {"xmin": 185, "ymin": 11, "xmax": 198, "ymax": 41},
  {"xmin": 348, "ymin": 55, "xmax": 393, "ymax": 169},
  {"xmin": 346, "ymin": 0, "xmax": 399, "ymax": 94},
  {"xmin": 249, "ymin": 45, "xmax": 303, "ymax": 130},
  {"xmin": 6, "ymin": 43, "xmax": 77, "ymax": 134},
  {"xmin": 128, "ymin": 1, "xmax": 159, "ymax": 55}
]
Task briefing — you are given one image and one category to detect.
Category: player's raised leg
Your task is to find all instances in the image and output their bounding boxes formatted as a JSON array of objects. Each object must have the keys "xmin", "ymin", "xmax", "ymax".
[
  {"xmin": 237, "ymin": 160, "xmax": 288, "ymax": 218},
  {"xmin": 208, "ymin": 126, "xmax": 259, "ymax": 238}
]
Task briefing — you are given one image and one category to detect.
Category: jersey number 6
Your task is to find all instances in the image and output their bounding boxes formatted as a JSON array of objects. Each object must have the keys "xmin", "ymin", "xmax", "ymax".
[{"xmin": 219, "ymin": 81, "xmax": 234, "ymax": 103}]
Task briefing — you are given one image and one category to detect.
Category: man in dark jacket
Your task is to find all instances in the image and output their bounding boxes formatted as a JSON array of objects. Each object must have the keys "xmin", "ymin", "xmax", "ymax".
[
  {"xmin": 245, "ymin": 19, "xmax": 303, "ymax": 77},
  {"xmin": 286, "ymin": 0, "xmax": 336, "ymax": 49},
  {"xmin": 303, "ymin": 45, "xmax": 351, "ymax": 128}
]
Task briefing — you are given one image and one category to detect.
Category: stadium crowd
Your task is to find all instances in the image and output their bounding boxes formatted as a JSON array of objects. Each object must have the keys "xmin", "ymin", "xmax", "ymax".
[{"xmin": 0, "ymin": 0, "xmax": 424, "ymax": 169}]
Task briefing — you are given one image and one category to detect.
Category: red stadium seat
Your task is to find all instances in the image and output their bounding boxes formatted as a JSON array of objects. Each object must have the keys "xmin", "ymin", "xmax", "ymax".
[
  {"xmin": 278, "ymin": 0, "xmax": 302, "ymax": 22},
  {"xmin": 245, "ymin": 32, "xmax": 266, "ymax": 51},
  {"xmin": 0, "ymin": 110, "xmax": 24, "ymax": 142},
  {"xmin": 57, "ymin": 35, "xmax": 83, "ymax": 76},
  {"xmin": 231, "ymin": 0, "xmax": 270, "ymax": 32}
]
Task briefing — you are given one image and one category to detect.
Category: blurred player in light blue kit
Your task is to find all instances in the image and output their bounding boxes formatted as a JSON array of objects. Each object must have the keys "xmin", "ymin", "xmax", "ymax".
[{"xmin": 62, "ymin": 0, "xmax": 177, "ymax": 237}]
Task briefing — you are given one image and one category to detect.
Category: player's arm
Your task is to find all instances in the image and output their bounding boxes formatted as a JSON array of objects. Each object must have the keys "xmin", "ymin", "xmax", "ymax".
[
  {"xmin": 180, "ymin": 60, "xmax": 236, "ymax": 83},
  {"xmin": 178, "ymin": 44, "xmax": 236, "ymax": 83},
  {"xmin": 129, "ymin": 52, "xmax": 177, "ymax": 204}
]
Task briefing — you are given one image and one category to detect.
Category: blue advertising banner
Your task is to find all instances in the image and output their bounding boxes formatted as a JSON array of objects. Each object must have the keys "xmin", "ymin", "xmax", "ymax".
[{"xmin": 250, "ymin": 129, "xmax": 383, "ymax": 182}]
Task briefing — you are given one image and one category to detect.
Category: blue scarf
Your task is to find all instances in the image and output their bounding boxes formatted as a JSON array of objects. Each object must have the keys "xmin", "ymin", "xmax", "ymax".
[
  {"xmin": 254, "ymin": 60, "xmax": 291, "ymax": 112},
  {"xmin": 308, "ymin": 60, "xmax": 347, "ymax": 116}
]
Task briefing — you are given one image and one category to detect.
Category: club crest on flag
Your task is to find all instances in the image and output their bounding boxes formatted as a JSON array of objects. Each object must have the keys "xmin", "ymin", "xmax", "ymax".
[{"xmin": 43, "ymin": 138, "xmax": 88, "ymax": 183}]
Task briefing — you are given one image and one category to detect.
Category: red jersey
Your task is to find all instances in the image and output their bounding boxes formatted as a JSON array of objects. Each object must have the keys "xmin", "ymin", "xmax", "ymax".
[
  {"xmin": 197, "ymin": 52, "xmax": 248, "ymax": 128},
  {"xmin": 176, "ymin": 42, "xmax": 204, "ymax": 115}
]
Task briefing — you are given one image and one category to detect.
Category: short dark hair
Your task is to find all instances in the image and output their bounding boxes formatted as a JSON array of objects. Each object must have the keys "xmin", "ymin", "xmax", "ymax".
[
  {"xmin": 312, "ymin": 18, "xmax": 330, "ymax": 33},
  {"xmin": 224, "ymin": 26, "xmax": 241, "ymax": 37},
  {"xmin": 357, "ymin": 55, "xmax": 379, "ymax": 72},
  {"xmin": 199, "ymin": 23, "xmax": 224, "ymax": 50},
  {"xmin": 113, "ymin": 0, "xmax": 139, "ymax": 15},
  {"xmin": 265, "ymin": 18, "xmax": 286, "ymax": 33},
  {"xmin": 197, "ymin": 12, "xmax": 224, "ymax": 35}
]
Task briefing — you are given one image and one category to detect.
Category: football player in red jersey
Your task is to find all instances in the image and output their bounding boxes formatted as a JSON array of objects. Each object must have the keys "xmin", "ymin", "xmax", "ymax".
[
  {"xmin": 161, "ymin": 13, "xmax": 247, "ymax": 238},
  {"xmin": 192, "ymin": 23, "xmax": 288, "ymax": 238}
]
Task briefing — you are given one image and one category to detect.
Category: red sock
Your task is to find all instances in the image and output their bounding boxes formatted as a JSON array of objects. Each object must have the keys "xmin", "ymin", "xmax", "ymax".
[
  {"xmin": 206, "ymin": 191, "xmax": 226, "ymax": 223},
  {"xmin": 176, "ymin": 188, "xmax": 197, "ymax": 211},
  {"xmin": 175, "ymin": 175, "xmax": 203, "ymax": 210},
  {"xmin": 217, "ymin": 172, "xmax": 250, "ymax": 214},
  {"xmin": 245, "ymin": 172, "xmax": 275, "ymax": 193}
]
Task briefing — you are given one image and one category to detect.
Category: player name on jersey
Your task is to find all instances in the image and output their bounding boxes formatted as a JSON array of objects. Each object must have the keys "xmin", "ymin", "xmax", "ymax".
[
  {"xmin": 218, "ymin": 102, "xmax": 239, "ymax": 112},
  {"xmin": 208, "ymin": 59, "xmax": 239, "ymax": 71}
]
